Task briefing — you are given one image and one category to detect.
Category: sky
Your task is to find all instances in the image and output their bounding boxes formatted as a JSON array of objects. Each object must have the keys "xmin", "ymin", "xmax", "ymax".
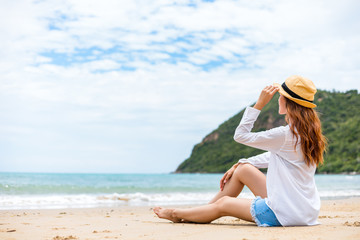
[{"xmin": 1, "ymin": 0, "xmax": 360, "ymax": 174}]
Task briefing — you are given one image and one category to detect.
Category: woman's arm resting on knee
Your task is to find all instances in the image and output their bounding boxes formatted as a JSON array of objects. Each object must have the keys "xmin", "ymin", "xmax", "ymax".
[
  {"xmin": 220, "ymin": 163, "xmax": 240, "ymax": 191},
  {"xmin": 220, "ymin": 152, "xmax": 270, "ymax": 190}
]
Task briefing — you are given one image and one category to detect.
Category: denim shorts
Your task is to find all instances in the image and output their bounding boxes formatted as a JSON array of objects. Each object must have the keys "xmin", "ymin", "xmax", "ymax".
[{"xmin": 250, "ymin": 197, "xmax": 282, "ymax": 227}]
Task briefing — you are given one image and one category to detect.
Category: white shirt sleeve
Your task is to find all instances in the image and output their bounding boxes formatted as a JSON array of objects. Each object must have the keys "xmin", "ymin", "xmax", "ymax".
[
  {"xmin": 233, "ymin": 106, "xmax": 287, "ymax": 153},
  {"xmin": 238, "ymin": 151, "xmax": 271, "ymax": 168}
]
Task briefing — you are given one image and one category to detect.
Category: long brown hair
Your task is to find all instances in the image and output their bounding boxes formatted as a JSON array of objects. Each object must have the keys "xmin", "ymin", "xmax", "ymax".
[{"xmin": 284, "ymin": 97, "xmax": 327, "ymax": 167}]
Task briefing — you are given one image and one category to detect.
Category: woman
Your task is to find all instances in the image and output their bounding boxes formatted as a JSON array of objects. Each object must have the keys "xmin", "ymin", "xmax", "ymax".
[{"xmin": 154, "ymin": 75, "xmax": 327, "ymax": 227}]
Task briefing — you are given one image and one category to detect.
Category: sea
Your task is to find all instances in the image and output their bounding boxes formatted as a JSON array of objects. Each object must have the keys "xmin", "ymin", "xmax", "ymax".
[{"xmin": 0, "ymin": 172, "xmax": 359, "ymax": 210}]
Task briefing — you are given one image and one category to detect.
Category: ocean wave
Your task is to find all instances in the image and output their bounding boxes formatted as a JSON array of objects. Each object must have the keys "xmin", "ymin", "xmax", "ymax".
[
  {"xmin": 0, "ymin": 192, "xmax": 253, "ymax": 210},
  {"xmin": 1, "ymin": 190, "xmax": 360, "ymax": 210}
]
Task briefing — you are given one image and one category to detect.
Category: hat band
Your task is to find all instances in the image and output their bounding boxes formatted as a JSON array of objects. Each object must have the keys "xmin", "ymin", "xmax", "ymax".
[{"xmin": 281, "ymin": 82, "xmax": 313, "ymax": 103}]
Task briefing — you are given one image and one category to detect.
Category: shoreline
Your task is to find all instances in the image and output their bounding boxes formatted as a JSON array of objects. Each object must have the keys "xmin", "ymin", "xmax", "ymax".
[
  {"xmin": 0, "ymin": 195, "xmax": 359, "ymax": 211},
  {"xmin": 1, "ymin": 194, "xmax": 360, "ymax": 212},
  {"xmin": 1, "ymin": 198, "xmax": 359, "ymax": 240}
]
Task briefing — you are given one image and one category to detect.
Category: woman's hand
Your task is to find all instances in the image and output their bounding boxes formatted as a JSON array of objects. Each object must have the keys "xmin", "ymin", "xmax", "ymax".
[
  {"xmin": 253, "ymin": 85, "xmax": 279, "ymax": 110},
  {"xmin": 220, "ymin": 163, "xmax": 240, "ymax": 191}
]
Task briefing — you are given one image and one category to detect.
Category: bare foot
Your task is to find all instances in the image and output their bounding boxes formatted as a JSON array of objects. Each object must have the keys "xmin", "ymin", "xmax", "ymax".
[{"xmin": 153, "ymin": 207, "xmax": 181, "ymax": 223}]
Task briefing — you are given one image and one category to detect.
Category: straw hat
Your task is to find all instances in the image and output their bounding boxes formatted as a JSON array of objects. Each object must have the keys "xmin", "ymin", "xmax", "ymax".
[{"xmin": 274, "ymin": 75, "xmax": 317, "ymax": 108}]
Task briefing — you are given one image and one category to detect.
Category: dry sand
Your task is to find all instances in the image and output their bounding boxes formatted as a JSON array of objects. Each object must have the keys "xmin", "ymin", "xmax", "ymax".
[{"xmin": 1, "ymin": 198, "xmax": 359, "ymax": 240}]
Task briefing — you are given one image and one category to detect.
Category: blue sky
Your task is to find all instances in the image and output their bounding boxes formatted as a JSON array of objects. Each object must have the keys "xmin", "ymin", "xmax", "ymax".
[{"xmin": 1, "ymin": 0, "xmax": 360, "ymax": 173}]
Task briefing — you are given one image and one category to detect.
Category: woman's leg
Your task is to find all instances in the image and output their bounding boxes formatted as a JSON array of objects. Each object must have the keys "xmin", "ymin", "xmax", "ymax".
[
  {"xmin": 154, "ymin": 196, "xmax": 253, "ymax": 224},
  {"xmin": 209, "ymin": 163, "xmax": 267, "ymax": 204}
]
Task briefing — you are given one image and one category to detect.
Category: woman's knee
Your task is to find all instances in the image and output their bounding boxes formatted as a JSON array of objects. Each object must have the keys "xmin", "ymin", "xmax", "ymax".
[
  {"xmin": 214, "ymin": 196, "xmax": 232, "ymax": 215},
  {"xmin": 234, "ymin": 163, "xmax": 254, "ymax": 178},
  {"xmin": 233, "ymin": 163, "xmax": 265, "ymax": 184},
  {"xmin": 234, "ymin": 163, "xmax": 267, "ymax": 198}
]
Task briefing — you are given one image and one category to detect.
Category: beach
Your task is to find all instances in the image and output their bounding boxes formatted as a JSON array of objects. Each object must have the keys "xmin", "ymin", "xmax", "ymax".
[
  {"xmin": 1, "ymin": 198, "xmax": 359, "ymax": 240},
  {"xmin": 1, "ymin": 173, "xmax": 359, "ymax": 239}
]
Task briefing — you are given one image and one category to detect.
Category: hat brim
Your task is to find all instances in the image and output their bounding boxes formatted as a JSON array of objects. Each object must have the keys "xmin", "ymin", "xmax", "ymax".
[{"xmin": 273, "ymin": 83, "xmax": 317, "ymax": 108}]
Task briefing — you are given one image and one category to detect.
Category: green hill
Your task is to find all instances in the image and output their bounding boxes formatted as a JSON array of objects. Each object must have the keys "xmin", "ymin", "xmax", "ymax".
[{"xmin": 176, "ymin": 89, "xmax": 360, "ymax": 174}]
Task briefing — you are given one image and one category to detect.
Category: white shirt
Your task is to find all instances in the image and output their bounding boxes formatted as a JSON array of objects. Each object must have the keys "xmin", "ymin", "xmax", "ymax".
[{"xmin": 234, "ymin": 106, "xmax": 320, "ymax": 226}]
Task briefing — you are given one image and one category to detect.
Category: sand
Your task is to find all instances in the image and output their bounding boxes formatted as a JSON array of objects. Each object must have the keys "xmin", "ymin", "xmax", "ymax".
[{"xmin": 1, "ymin": 198, "xmax": 359, "ymax": 240}]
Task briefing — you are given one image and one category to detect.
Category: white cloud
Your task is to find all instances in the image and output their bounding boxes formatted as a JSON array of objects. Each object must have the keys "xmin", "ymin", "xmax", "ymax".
[{"xmin": 0, "ymin": 0, "xmax": 359, "ymax": 173}]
